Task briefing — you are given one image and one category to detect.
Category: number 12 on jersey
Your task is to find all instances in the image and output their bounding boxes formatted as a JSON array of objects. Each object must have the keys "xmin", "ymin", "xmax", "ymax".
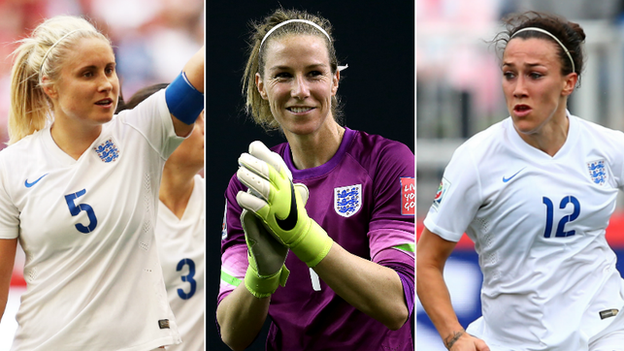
[{"xmin": 542, "ymin": 196, "xmax": 580, "ymax": 238}]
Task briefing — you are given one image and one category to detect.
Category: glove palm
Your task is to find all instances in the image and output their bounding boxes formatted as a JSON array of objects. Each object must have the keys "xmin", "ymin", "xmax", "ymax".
[{"xmin": 237, "ymin": 141, "xmax": 333, "ymax": 267}]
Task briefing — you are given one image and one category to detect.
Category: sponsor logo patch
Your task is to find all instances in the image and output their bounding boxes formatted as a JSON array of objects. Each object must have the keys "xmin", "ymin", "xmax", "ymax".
[
  {"xmin": 587, "ymin": 159, "xmax": 607, "ymax": 186},
  {"xmin": 432, "ymin": 177, "xmax": 451, "ymax": 210},
  {"xmin": 94, "ymin": 139, "xmax": 119, "ymax": 163},
  {"xmin": 401, "ymin": 177, "xmax": 415, "ymax": 215},
  {"xmin": 334, "ymin": 184, "xmax": 362, "ymax": 218}
]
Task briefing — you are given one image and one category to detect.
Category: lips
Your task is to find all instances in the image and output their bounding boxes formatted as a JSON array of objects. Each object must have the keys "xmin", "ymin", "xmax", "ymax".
[
  {"xmin": 513, "ymin": 104, "xmax": 532, "ymax": 117},
  {"xmin": 287, "ymin": 106, "xmax": 314, "ymax": 113},
  {"xmin": 95, "ymin": 98, "xmax": 113, "ymax": 106}
]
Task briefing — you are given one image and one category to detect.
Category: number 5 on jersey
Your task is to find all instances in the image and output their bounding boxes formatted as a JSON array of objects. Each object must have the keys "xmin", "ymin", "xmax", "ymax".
[{"xmin": 65, "ymin": 189, "xmax": 98, "ymax": 234}]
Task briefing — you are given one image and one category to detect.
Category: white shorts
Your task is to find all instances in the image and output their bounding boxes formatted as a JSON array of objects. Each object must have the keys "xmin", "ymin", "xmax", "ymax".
[{"xmin": 589, "ymin": 309, "xmax": 624, "ymax": 351}]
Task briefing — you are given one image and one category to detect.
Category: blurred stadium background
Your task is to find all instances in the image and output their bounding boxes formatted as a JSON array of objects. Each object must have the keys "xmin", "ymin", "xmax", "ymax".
[
  {"xmin": 0, "ymin": 1, "xmax": 203, "ymax": 349},
  {"xmin": 418, "ymin": 0, "xmax": 624, "ymax": 349}
]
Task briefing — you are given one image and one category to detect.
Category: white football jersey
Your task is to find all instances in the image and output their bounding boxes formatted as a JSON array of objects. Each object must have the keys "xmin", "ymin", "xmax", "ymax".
[
  {"xmin": 0, "ymin": 90, "xmax": 184, "ymax": 351},
  {"xmin": 424, "ymin": 114, "xmax": 624, "ymax": 350},
  {"xmin": 155, "ymin": 175, "xmax": 205, "ymax": 351}
]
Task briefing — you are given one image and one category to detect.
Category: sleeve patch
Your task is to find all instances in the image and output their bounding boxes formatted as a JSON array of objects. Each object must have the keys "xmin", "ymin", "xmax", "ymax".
[{"xmin": 401, "ymin": 177, "xmax": 415, "ymax": 215}]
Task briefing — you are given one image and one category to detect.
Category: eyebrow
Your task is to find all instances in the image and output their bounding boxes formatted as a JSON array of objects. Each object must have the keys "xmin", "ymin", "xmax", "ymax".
[
  {"xmin": 268, "ymin": 63, "xmax": 328, "ymax": 72},
  {"xmin": 76, "ymin": 62, "xmax": 116, "ymax": 71},
  {"xmin": 502, "ymin": 62, "xmax": 544, "ymax": 68}
]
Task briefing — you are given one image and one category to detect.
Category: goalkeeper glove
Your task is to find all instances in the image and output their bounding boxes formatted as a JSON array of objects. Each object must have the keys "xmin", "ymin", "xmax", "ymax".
[
  {"xmin": 241, "ymin": 207, "xmax": 289, "ymax": 298},
  {"xmin": 236, "ymin": 140, "xmax": 333, "ymax": 267}
]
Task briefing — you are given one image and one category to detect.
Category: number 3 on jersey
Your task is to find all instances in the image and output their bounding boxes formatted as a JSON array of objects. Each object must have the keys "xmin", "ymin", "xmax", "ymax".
[
  {"xmin": 65, "ymin": 189, "xmax": 98, "ymax": 234},
  {"xmin": 542, "ymin": 196, "xmax": 580, "ymax": 238},
  {"xmin": 177, "ymin": 258, "xmax": 197, "ymax": 300}
]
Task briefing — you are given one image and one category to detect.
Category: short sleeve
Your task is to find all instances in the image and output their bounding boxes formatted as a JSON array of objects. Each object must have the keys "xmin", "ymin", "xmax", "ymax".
[
  {"xmin": 423, "ymin": 142, "xmax": 483, "ymax": 242},
  {"xmin": 0, "ymin": 156, "xmax": 20, "ymax": 239}
]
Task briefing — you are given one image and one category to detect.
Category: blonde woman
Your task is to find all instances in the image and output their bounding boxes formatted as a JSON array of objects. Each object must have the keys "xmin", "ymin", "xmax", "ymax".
[{"xmin": 0, "ymin": 15, "xmax": 203, "ymax": 350}]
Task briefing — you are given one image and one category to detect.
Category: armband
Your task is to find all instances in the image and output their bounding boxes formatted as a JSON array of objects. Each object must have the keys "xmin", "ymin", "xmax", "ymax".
[{"xmin": 165, "ymin": 71, "xmax": 204, "ymax": 125}]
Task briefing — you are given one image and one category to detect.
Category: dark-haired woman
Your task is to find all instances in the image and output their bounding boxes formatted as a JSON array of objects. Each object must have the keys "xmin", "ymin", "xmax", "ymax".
[{"xmin": 418, "ymin": 11, "xmax": 624, "ymax": 351}]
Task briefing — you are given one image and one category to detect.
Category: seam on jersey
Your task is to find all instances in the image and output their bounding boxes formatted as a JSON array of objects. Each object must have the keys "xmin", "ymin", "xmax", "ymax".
[
  {"xmin": 122, "ymin": 91, "xmax": 178, "ymax": 162},
  {"xmin": 123, "ymin": 121, "xmax": 169, "ymax": 162},
  {"xmin": 468, "ymin": 146, "xmax": 484, "ymax": 205}
]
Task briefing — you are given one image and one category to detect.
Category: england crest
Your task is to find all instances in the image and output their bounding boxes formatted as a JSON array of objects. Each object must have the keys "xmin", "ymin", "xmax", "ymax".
[
  {"xmin": 587, "ymin": 159, "xmax": 607, "ymax": 186},
  {"xmin": 334, "ymin": 184, "xmax": 362, "ymax": 217},
  {"xmin": 94, "ymin": 139, "xmax": 119, "ymax": 163}
]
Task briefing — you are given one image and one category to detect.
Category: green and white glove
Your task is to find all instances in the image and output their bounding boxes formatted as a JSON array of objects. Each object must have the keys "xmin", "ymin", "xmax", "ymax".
[
  {"xmin": 236, "ymin": 140, "xmax": 334, "ymax": 267},
  {"xmin": 242, "ymin": 207, "xmax": 289, "ymax": 298}
]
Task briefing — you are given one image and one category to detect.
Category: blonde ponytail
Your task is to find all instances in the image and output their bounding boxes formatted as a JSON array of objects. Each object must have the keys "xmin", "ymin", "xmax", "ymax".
[{"xmin": 7, "ymin": 16, "xmax": 109, "ymax": 144}]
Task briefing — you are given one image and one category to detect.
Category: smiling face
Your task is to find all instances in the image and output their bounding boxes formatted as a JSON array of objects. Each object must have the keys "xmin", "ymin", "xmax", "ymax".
[
  {"xmin": 501, "ymin": 37, "xmax": 577, "ymax": 136},
  {"xmin": 44, "ymin": 37, "xmax": 119, "ymax": 129},
  {"xmin": 255, "ymin": 34, "xmax": 339, "ymax": 137}
]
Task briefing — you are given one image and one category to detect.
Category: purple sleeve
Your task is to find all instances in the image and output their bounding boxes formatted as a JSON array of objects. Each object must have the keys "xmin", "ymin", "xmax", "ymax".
[
  {"xmin": 377, "ymin": 249, "xmax": 415, "ymax": 316},
  {"xmin": 366, "ymin": 138, "xmax": 415, "ymax": 317},
  {"xmin": 217, "ymin": 174, "xmax": 248, "ymax": 305}
]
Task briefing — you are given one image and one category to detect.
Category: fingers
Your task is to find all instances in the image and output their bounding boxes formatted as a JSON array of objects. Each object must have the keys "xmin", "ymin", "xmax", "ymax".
[
  {"xmin": 475, "ymin": 339, "xmax": 490, "ymax": 351},
  {"xmin": 237, "ymin": 162, "xmax": 271, "ymax": 201},
  {"xmin": 237, "ymin": 191, "xmax": 268, "ymax": 213},
  {"xmin": 248, "ymin": 140, "xmax": 291, "ymax": 179},
  {"xmin": 293, "ymin": 183, "xmax": 309, "ymax": 206}
]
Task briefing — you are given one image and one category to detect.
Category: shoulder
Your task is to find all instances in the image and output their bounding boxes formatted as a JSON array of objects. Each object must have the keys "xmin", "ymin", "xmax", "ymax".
[
  {"xmin": 573, "ymin": 115, "xmax": 624, "ymax": 140},
  {"xmin": 0, "ymin": 129, "xmax": 45, "ymax": 164},
  {"xmin": 450, "ymin": 119, "xmax": 508, "ymax": 163},
  {"xmin": 347, "ymin": 130, "xmax": 414, "ymax": 170}
]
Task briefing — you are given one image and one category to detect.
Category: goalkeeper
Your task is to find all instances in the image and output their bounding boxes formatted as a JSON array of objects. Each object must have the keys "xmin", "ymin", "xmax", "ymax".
[{"xmin": 216, "ymin": 8, "xmax": 415, "ymax": 351}]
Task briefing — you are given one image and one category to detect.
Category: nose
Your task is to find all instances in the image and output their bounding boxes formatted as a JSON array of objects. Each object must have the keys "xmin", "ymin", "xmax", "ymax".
[
  {"xmin": 291, "ymin": 75, "xmax": 310, "ymax": 99},
  {"xmin": 513, "ymin": 75, "xmax": 528, "ymax": 98},
  {"xmin": 98, "ymin": 73, "xmax": 114, "ymax": 93}
]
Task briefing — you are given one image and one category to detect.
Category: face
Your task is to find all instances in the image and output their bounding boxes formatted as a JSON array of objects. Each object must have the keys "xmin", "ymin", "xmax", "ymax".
[
  {"xmin": 501, "ymin": 37, "xmax": 576, "ymax": 135},
  {"xmin": 256, "ymin": 34, "xmax": 339, "ymax": 137},
  {"xmin": 44, "ymin": 37, "xmax": 119, "ymax": 128},
  {"xmin": 167, "ymin": 111, "xmax": 205, "ymax": 171}
]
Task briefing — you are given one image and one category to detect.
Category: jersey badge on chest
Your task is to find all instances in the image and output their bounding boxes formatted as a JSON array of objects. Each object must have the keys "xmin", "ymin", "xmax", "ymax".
[
  {"xmin": 334, "ymin": 184, "xmax": 362, "ymax": 217},
  {"xmin": 94, "ymin": 139, "xmax": 119, "ymax": 163},
  {"xmin": 587, "ymin": 159, "xmax": 607, "ymax": 186}
]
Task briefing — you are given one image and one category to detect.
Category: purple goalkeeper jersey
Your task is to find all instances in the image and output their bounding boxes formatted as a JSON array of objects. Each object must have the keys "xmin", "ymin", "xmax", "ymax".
[{"xmin": 219, "ymin": 128, "xmax": 415, "ymax": 350}]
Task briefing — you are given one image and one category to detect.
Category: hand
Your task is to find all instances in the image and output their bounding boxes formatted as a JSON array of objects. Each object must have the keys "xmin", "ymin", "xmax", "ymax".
[
  {"xmin": 241, "ymin": 207, "xmax": 289, "ymax": 298},
  {"xmin": 445, "ymin": 330, "xmax": 490, "ymax": 351},
  {"xmin": 236, "ymin": 140, "xmax": 333, "ymax": 267}
]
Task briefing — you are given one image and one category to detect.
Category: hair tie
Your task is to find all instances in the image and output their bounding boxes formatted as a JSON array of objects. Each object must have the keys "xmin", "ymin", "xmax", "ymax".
[
  {"xmin": 511, "ymin": 27, "xmax": 575, "ymax": 74},
  {"xmin": 39, "ymin": 29, "xmax": 84, "ymax": 82},
  {"xmin": 259, "ymin": 19, "xmax": 331, "ymax": 52}
]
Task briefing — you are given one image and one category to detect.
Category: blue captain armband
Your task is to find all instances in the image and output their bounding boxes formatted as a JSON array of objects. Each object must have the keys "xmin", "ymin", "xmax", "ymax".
[{"xmin": 165, "ymin": 71, "xmax": 204, "ymax": 125}]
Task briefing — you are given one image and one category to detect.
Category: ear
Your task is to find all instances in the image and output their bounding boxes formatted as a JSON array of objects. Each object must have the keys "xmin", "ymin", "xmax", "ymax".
[
  {"xmin": 41, "ymin": 76, "xmax": 58, "ymax": 100},
  {"xmin": 255, "ymin": 73, "xmax": 268, "ymax": 100},
  {"xmin": 331, "ymin": 69, "xmax": 339, "ymax": 96},
  {"xmin": 561, "ymin": 72, "xmax": 578, "ymax": 97}
]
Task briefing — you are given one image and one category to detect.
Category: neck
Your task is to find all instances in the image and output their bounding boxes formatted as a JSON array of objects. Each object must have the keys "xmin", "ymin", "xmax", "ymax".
[
  {"xmin": 159, "ymin": 164, "xmax": 199, "ymax": 220},
  {"xmin": 517, "ymin": 109, "xmax": 569, "ymax": 157},
  {"xmin": 50, "ymin": 119, "xmax": 102, "ymax": 160},
  {"xmin": 285, "ymin": 121, "xmax": 345, "ymax": 170}
]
